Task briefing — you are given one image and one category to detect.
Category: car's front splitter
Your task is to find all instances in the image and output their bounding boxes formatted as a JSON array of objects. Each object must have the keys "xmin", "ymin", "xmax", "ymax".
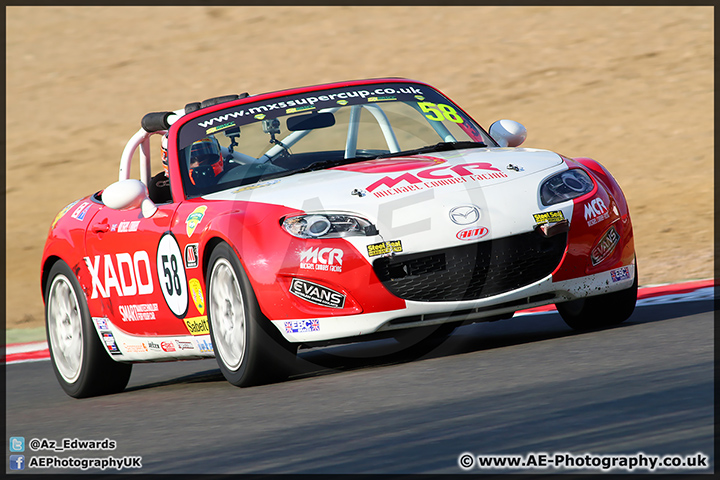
[{"xmin": 271, "ymin": 261, "xmax": 636, "ymax": 343}]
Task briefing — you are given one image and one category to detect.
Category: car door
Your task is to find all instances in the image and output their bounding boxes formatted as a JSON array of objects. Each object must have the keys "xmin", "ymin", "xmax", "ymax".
[{"xmin": 84, "ymin": 201, "xmax": 192, "ymax": 337}]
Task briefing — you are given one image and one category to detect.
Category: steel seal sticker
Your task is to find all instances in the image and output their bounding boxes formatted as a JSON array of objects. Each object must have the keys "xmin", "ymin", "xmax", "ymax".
[
  {"xmin": 157, "ymin": 233, "xmax": 189, "ymax": 318},
  {"xmin": 367, "ymin": 240, "xmax": 403, "ymax": 257},
  {"xmin": 185, "ymin": 205, "xmax": 207, "ymax": 237},
  {"xmin": 184, "ymin": 316, "xmax": 210, "ymax": 335},
  {"xmin": 289, "ymin": 278, "xmax": 345, "ymax": 309},
  {"xmin": 189, "ymin": 278, "xmax": 205, "ymax": 315},
  {"xmin": 533, "ymin": 211, "xmax": 565, "ymax": 224}
]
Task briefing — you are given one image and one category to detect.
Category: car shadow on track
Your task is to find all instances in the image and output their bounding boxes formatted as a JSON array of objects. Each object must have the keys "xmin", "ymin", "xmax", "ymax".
[{"xmin": 125, "ymin": 298, "xmax": 714, "ymax": 392}]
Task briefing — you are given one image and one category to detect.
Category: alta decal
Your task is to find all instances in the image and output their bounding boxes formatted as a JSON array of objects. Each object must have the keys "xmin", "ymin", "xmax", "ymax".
[
  {"xmin": 590, "ymin": 226, "xmax": 620, "ymax": 266},
  {"xmin": 189, "ymin": 278, "xmax": 205, "ymax": 315},
  {"xmin": 185, "ymin": 206, "xmax": 207, "ymax": 237},
  {"xmin": 157, "ymin": 233, "xmax": 189, "ymax": 318},
  {"xmin": 456, "ymin": 226, "xmax": 489, "ymax": 241},
  {"xmin": 84, "ymin": 251, "xmax": 153, "ymax": 299},
  {"xmin": 584, "ymin": 197, "xmax": 609, "ymax": 226},
  {"xmin": 299, "ymin": 247, "xmax": 343, "ymax": 272},
  {"xmin": 366, "ymin": 162, "xmax": 508, "ymax": 197},
  {"xmin": 289, "ymin": 278, "xmax": 346, "ymax": 309}
]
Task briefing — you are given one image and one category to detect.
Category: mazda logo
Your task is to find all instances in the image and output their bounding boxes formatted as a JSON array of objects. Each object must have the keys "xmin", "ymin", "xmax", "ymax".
[{"xmin": 449, "ymin": 205, "xmax": 481, "ymax": 225}]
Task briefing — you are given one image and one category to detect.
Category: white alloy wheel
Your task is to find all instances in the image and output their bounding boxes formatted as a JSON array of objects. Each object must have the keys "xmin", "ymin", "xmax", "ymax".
[
  {"xmin": 47, "ymin": 274, "xmax": 84, "ymax": 383},
  {"xmin": 209, "ymin": 257, "xmax": 247, "ymax": 371}
]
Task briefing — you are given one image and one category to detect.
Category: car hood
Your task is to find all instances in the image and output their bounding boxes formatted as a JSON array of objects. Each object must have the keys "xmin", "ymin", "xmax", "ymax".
[{"xmin": 204, "ymin": 147, "xmax": 570, "ymax": 254}]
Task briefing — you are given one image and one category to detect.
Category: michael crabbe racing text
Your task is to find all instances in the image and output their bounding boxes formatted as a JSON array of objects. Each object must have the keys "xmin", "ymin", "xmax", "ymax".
[{"xmin": 457, "ymin": 451, "xmax": 710, "ymax": 472}]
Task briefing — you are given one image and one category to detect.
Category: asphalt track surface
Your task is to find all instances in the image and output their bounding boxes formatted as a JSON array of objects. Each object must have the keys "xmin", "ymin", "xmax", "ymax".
[{"xmin": 5, "ymin": 296, "xmax": 714, "ymax": 474}]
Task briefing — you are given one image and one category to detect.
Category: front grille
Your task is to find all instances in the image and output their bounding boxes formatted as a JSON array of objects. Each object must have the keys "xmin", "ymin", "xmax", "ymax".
[{"xmin": 373, "ymin": 231, "xmax": 567, "ymax": 302}]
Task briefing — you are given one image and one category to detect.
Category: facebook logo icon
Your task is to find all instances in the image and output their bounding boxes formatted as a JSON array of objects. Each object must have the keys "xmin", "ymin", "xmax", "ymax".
[{"xmin": 9, "ymin": 454, "xmax": 25, "ymax": 470}]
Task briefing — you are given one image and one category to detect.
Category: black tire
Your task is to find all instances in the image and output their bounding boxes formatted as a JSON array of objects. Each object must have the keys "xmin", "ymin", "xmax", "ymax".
[
  {"xmin": 44, "ymin": 260, "xmax": 132, "ymax": 398},
  {"xmin": 206, "ymin": 243, "xmax": 297, "ymax": 387},
  {"xmin": 557, "ymin": 263, "xmax": 638, "ymax": 331}
]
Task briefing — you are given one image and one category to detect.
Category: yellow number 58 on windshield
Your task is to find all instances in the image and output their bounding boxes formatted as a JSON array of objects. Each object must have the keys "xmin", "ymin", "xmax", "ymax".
[{"xmin": 418, "ymin": 102, "xmax": 464, "ymax": 123}]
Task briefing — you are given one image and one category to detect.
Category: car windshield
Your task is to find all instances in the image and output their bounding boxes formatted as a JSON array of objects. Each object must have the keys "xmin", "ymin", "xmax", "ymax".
[{"xmin": 176, "ymin": 82, "xmax": 495, "ymax": 198}]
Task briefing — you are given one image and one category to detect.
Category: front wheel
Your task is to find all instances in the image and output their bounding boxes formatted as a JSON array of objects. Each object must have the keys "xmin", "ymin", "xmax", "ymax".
[
  {"xmin": 45, "ymin": 260, "xmax": 132, "ymax": 398},
  {"xmin": 557, "ymin": 263, "xmax": 638, "ymax": 331},
  {"xmin": 206, "ymin": 243, "xmax": 297, "ymax": 387}
]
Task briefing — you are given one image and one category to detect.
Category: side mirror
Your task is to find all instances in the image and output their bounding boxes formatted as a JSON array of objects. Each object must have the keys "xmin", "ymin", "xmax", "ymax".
[
  {"xmin": 102, "ymin": 179, "xmax": 157, "ymax": 218},
  {"xmin": 489, "ymin": 119, "xmax": 527, "ymax": 147}
]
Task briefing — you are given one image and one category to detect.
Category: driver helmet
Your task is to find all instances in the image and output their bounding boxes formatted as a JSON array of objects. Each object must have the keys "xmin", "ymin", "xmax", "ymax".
[{"xmin": 188, "ymin": 137, "xmax": 223, "ymax": 186}]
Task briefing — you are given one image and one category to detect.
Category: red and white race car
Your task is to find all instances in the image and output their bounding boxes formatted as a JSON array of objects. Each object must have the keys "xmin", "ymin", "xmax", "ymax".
[{"xmin": 41, "ymin": 78, "xmax": 637, "ymax": 397}]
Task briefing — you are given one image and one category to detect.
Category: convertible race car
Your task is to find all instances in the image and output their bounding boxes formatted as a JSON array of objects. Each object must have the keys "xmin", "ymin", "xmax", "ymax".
[{"xmin": 42, "ymin": 78, "xmax": 637, "ymax": 397}]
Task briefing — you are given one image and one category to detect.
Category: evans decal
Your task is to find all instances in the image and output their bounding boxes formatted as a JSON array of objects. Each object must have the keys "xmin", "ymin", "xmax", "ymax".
[
  {"xmin": 289, "ymin": 278, "xmax": 346, "ymax": 309},
  {"xmin": 157, "ymin": 233, "xmax": 189, "ymax": 317},
  {"xmin": 367, "ymin": 162, "xmax": 508, "ymax": 197},
  {"xmin": 184, "ymin": 316, "xmax": 210, "ymax": 335},
  {"xmin": 584, "ymin": 197, "xmax": 609, "ymax": 226},
  {"xmin": 456, "ymin": 226, "xmax": 489, "ymax": 241},
  {"xmin": 284, "ymin": 319, "xmax": 321, "ymax": 333},
  {"xmin": 299, "ymin": 247, "xmax": 343, "ymax": 272},
  {"xmin": 160, "ymin": 341, "xmax": 176, "ymax": 352},
  {"xmin": 591, "ymin": 226, "xmax": 620, "ymax": 266},
  {"xmin": 85, "ymin": 252, "xmax": 153, "ymax": 299}
]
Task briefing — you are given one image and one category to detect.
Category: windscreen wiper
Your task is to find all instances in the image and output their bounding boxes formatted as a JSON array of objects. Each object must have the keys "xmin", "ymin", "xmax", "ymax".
[{"xmin": 375, "ymin": 141, "xmax": 487, "ymax": 159}]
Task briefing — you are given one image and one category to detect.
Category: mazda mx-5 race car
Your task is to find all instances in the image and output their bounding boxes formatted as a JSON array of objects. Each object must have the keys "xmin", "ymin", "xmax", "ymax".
[{"xmin": 42, "ymin": 78, "xmax": 637, "ymax": 397}]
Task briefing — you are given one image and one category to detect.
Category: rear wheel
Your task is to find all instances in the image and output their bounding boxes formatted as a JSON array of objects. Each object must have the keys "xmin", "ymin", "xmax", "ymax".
[
  {"xmin": 45, "ymin": 260, "xmax": 132, "ymax": 398},
  {"xmin": 557, "ymin": 263, "xmax": 638, "ymax": 331},
  {"xmin": 206, "ymin": 243, "xmax": 297, "ymax": 387}
]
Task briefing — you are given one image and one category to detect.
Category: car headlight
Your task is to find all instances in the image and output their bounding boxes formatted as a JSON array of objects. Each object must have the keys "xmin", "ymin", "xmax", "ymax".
[
  {"xmin": 540, "ymin": 169, "xmax": 595, "ymax": 206},
  {"xmin": 282, "ymin": 213, "xmax": 379, "ymax": 238}
]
